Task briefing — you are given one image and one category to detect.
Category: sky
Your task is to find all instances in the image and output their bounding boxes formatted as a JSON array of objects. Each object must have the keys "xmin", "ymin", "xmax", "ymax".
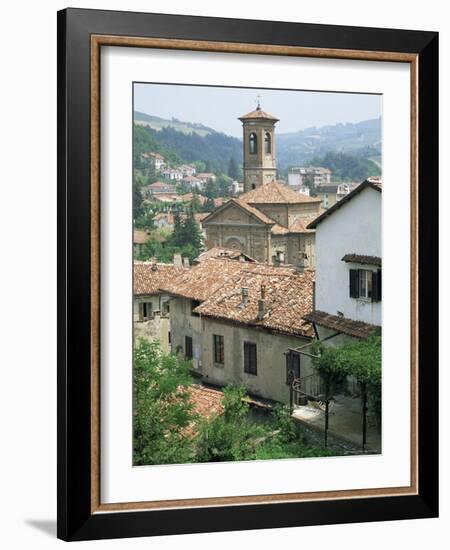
[{"xmin": 134, "ymin": 83, "xmax": 382, "ymax": 137}]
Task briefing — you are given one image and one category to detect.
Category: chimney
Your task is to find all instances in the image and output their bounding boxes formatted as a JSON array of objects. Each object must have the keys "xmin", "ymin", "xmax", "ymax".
[
  {"xmin": 173, "ymin": 253, "xmax": 182, "ymax": 267},
  {"xmin": 241, "ymin": 287, "xmax": 249, "ymax": 305},
  {"xmin": 183, "ymin": 257, "xmax": 190, "ymax": 268},
  {"xmin": 258, "ymin": 299, "xmax": 265, "ymax": 321},
  {"xmin": 297, "ymin": 252, "xmax": 307, "ymax": 273},
  {"xmin": 257, "ymin": 284, "xmax": 266, "ymax": 320},
  {"xmin": 151, "ymin": 257, "xmax": 158, "ymax": 271}
]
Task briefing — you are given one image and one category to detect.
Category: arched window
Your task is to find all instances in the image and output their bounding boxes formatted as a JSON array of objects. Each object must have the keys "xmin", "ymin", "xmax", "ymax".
[
  {"xmin": 264, "ymin": 132, "xmax": 271, "ymax": 154},
  {"xmin": 249, "ymin": 132, "xmax": 257, "ymax": 154}
]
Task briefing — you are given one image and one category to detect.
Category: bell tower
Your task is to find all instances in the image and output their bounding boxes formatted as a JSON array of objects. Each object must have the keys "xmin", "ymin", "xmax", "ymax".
[{"xmin": 239, "ymin": 99, "xmax": 279, "ymax": 193}]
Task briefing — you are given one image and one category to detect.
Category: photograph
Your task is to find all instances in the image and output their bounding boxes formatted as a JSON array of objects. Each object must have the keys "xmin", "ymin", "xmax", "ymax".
[{"xmin": 132, "ymin": 83, "xmax": 383, "ymax": 466}]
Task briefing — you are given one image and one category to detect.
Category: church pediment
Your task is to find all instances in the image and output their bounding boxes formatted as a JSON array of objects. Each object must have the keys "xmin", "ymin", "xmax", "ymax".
[{"xmin": 202, "ymin": 199, "xmax": 274, "ymax": 227}]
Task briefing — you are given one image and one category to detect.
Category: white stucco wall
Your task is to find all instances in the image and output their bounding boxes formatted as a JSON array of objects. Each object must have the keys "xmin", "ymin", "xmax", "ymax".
[{"xmin": 315, "ymin": 186, "xmax": 381, "ymax": 326}]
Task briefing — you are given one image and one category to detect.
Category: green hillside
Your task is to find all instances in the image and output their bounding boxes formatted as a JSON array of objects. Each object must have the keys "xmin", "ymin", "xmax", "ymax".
[
  {"xmin": 134, "ymin": 111, "xmax": 216, "ymax": 137},
  {"xmin": 134, "ymin": 122, "xmax": 242, "ymax": 175}
]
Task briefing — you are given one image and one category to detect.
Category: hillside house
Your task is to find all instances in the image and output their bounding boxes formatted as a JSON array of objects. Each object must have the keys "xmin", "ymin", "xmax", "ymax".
[
  {"xmin": 161, "ymin": 168, "xmax": 183, "ymax": 181},
  {"xmin": 133, "ymin": 261, "xmax": 186, "ymax": 353},
  {"xmin": 315, "ymin": 183, "xmax": 352, "ymax": 209},
  {"xmin": 196, "ymin": 172, "xmax": 217, "ymax": 184},
  {"xmin": 160, "ymin": 258, "xmax": 315, "ymax": 404},
  {"xmin": 288, "ymin": 166, "xmax": 332, "ymax": 187},
  {"xmin": 133, "ymin": 229, "xmax": 150, "ymax": 256},
  {"xmin": 142, "ymin": 181, "xmax": 177, "ymax": 198},
  {"xmin": 142, "ymin": 152, "xmax": 166, "ymax": 171}
]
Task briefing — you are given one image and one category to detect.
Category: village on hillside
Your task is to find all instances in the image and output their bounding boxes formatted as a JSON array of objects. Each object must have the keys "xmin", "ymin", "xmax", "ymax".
[{"xmin": 133, "ymin": 99, "xmax": 382, "ymax": 466}]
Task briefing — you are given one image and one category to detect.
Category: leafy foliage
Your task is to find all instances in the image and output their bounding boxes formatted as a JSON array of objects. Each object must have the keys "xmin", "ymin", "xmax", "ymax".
[
  {"xmin": 309, "ymin": 151, "xmax": 381, "ymax": 182},
  {"xmin": 135, "ymin": 124, "xmax": 242, "ymax": 174},
  {"xmin": 133, "ymin": 339, "xmax": 197, "ymax": 465},
  {"xmin": 311, "ymin": 335, "xmax": 382, "ymax": 418}
]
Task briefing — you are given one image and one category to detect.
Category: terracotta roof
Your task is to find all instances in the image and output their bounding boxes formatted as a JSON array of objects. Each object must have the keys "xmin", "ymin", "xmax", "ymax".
[
  {"xmin": 147, "ymin": 181, "xmax": 175, "ymax": 190},
  {"xmin": 186, "ymin": 384, "xmax": 224, "ymax": 419},
  {"xmin": 288, "ymin": 213, "xmax": 324, "ymax": 234},
  {"xmin": 133, "ymin": 229, "xmax": 150, "ymax": 245},
  {"xmin": 154, "ymin": 212, "xmax": 174, "ymax": 223},
  {"xmin": 341, "ymin": 254, "xmax": 382, "ymax": 266},
  {"xmin": 214, "ymin": 197, "xmax": 227, "ymax": 207},
  {"xmin": 271, "ymin": 223, "xmax": 290, "ymax": 235},
  {"xmin": 182, "ymin": 384, "xmax": 224, "ymax": 437},
  {"xmin": 307, "ymin": 179, "xmax": 382, "ymax": 229},
  {"xmin": 303, "ymin": 310, "xmax": 380, "ymax": 339},
  {"xmin": 134, "ymin": 262, "xmax": 186, "ymax": 296},
  {"xmin": 194, "ymin": 247, "xmax": 256, "ymax": 264},
  {"xmin": 197, "ymin": 172, "xmax": 216, "ymax": 178},
  {"xmin": 152, "ymin": 194, "xmax": 182, "ymax": 203},
  {"xmin": 160, "ymin": 258, "xmax": 245, "ymax": 301},
  {"xmin": 179, "ymin": 193, "xmax": 207, "ymax": 205},
  {"xmin": 194, "ymin": 264, "xmax": 315, "ymax": 337},
  {"xmin": 238, "ymin": 106, "xmax": 279, "ymax": 122},
  {"xmin": 240, "ymin": 181, "xmax": 321, "ymax": 205}
]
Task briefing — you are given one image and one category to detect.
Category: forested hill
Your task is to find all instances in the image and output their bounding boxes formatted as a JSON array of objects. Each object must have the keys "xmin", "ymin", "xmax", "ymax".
[
  {"xmin": 276, "ymin": 118, "xmax": 382, "ymax": 168},
  {"xmin": 134, "ymin": 122, "xmax": 242, "ymax": 174},
  {"xmin": 134, "ymin": 111, "xmax": 382, "ymax": 177}
]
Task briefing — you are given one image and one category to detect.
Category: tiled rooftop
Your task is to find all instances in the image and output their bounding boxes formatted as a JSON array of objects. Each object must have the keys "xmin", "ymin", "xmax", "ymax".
[{"xmin": 134, "ymin": 262, "xmax": 186, "ymax": 296}]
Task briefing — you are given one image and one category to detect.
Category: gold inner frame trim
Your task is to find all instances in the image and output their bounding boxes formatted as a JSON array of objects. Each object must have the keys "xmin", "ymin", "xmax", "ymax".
[{"xmin": 90, "ymin": 34, "xmax": 419, "ymax": 514}]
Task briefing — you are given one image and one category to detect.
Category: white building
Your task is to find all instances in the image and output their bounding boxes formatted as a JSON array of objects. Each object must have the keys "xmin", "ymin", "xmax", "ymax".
[
  {"xmin": 288, "ymin": 166, "xmax": 332, "ymax": 187},
  {"xmin": 142, "ymin": 152, "xmax": 166, "ymax": 171},
  {"xmin": 305, "ymin": 178, "xmax": 382, "ymax": 337},
  {"xmin": 161, "ymin": 168, "xmax": 183, "ymax": 181}
]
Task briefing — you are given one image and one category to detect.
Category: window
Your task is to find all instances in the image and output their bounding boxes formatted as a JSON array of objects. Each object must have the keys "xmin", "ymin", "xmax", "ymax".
[
  {"xmin": 249, "ymin": 132, "xmax": 257, "ymax": 154},
  {"xmin": 349, "ymin": 269, "xmax": 382, "ymax": 302},
  {"xmin": 243, "ymin": 342, "xmax": 257, "ymax": 375},
  {"xmin": 191, "ymin": 300, "xmax": 201, "ymax": 316},
  {"xmin": 286, "ymin": 352, "xmax": 300, "ymax": 384},
  {"xmin": 213, "ymin": 334, "xmax": 224, "ymax": 365},
  {"xmin": 139, "ymin": 301, "xmax": 153, "ymax": 321},
  {"xmin": 185, "ymin": 336, "xmax": 193, "ymax": 360},
  {"xmin": 264, "ymin": 132, "xmax": 271, "ymax": 154}
]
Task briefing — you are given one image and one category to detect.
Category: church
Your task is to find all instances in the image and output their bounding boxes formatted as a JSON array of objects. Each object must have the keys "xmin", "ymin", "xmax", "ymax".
[{"xmin": 203, "ymin": 102, "xmax": 323, "ymax": 267}]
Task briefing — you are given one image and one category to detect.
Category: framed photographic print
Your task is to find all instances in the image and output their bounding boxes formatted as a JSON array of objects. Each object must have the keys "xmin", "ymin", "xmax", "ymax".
[{"xmin": 57, "ymin": 8, "xmax": 439, "ymax": 541}]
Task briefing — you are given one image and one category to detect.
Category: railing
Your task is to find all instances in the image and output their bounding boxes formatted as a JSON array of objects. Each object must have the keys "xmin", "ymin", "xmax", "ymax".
[{"xmin": 292, "ymin": 373, "xmax": 325, "ymax": 401}]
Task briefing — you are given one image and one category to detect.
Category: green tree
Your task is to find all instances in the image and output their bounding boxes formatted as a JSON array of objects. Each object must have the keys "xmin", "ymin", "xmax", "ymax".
[
  {"xmin": 204, "ymin": 179, "xmax": 220, "ymax": 199},
  {"xmin": 133, "ymin": 182, "xmax": 144, "ymax": 220},
  {"xmin": 182, "ymin": 208, "xmax": 203, "ymax": 252},
  {"xmin": 133, "ymin": 339, "xmax": 197, "ymax": 465},
  {"xmin": 203, "ymin": 197, "xmax": 215, "ymax": 212},
  {"xmin": 311, "ymin": 334, "xmax": 382, "ymax": 447},
  {"xmin": 171, "ymin": 211, "xmax": 184, "ymax": 247},
  {"xmin": 195, "ymin": 386, "xmax": 263, "ymax": 462},
  {"xmin": 227, "ymin": 155, "xmax": 239, "ymax": 180}
]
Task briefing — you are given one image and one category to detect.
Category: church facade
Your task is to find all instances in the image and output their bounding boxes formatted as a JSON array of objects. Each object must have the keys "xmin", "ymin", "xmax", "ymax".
[{"xmin": 203, "ymin": 104, "xmax": 322, "ymax": 267}]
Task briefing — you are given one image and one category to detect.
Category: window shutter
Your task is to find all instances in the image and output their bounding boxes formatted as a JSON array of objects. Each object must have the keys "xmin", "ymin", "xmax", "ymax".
[
  {"xmin": 372, "ymin": 269, "xmax": 382, "ymax": 302},
  {"xmin": 138, "ymin": 302, "xmax": 144, "ymax": 322},
  {"xmin": 349, "ymin": 269, "xmax": 359, "ymax": 298},
  {"xmin": 286, "ymin": 353, "xmax": 293, "ymax": 384}
]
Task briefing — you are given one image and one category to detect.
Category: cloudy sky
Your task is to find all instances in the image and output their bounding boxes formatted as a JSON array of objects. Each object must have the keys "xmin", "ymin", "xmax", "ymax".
[{"xmin": 134, "ymin": 82, "xmax": 382, "ymax": 137}]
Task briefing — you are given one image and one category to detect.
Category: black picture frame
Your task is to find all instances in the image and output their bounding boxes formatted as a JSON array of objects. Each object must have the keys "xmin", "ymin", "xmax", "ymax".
[{"xmin": 57, "ymin": 8, "xmax": 438, "ymax": 541}]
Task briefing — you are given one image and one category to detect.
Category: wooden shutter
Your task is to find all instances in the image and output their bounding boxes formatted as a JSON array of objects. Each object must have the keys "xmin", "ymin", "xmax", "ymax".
[
  {"xmin": 372, "ymin": 269, "xmax": 382, "ymax": 302},
  {"xmin": 244, "ymin": 342, "xmax": 257, "ymax": 375},
  {"xmin": 349, "ymin": 269, "xmax": 359, "ymax": 298},
  {"xmin": 138, "ymin": 302, "xmax": 144, "ymax": 322}
]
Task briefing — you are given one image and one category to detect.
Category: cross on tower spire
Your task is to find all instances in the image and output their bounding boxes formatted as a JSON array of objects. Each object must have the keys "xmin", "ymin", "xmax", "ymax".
[{"xmin": 256, "ymin": 94, "xmax": 261, "ymax": 110}]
